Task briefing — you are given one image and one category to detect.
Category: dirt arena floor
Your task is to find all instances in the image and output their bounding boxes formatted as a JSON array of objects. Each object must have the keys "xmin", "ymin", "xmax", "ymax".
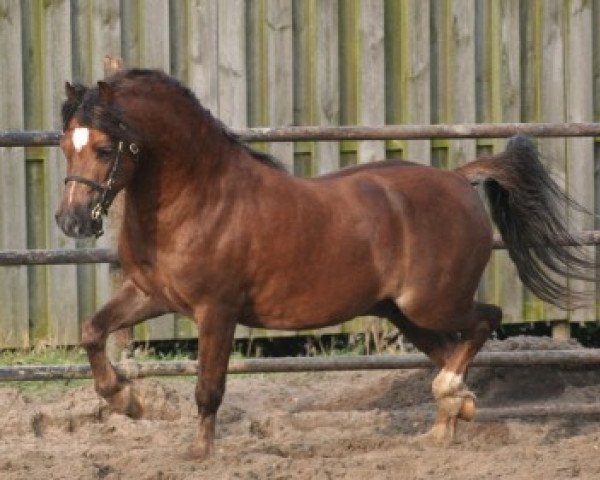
[{"xmin": 2, "ymin": 336, "xmax": 600, "ymax": 479}]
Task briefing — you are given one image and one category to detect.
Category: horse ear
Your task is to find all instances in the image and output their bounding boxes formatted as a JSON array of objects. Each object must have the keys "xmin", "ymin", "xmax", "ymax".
[
  {"xmin": 97, "ymin": 81, "xmax": 114, "ymax": 104},
  {"xmin": 65, "ymin": 81, "xmax": 85, "ymax": 103}
]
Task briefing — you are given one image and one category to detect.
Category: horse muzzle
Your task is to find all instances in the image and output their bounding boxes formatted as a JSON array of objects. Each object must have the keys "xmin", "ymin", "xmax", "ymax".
[{"xmin": 55, "ymin": 205, "xmax": 104, "ymax": 239}]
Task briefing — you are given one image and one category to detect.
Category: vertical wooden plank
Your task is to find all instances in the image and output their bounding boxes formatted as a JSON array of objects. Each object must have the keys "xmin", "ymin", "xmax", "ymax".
[
  {"xmin": 312, "ymin": 0, "xmax": 340, "ymax": 174},
  {"xmin": 357, "ymin": 0, "xmax": 385, "ymax": 163},
  {"xmin": 477, "ymin": 0, "xmax": 523, "ymax": 323},
  {"xmin": 120, "ymin": 0, "xmax": 144, "ymax": 341},
  {"xmin": 337, "ymin": 1, "xmax": 358, "ymax": 167},
  {"xmin": 566, "ymin": 0, "xmax": 595, "ymax": 323},
  {"xmin": 70, "ymin": 0, "xmax": 90, "ymax": 83},
  {"xmin": 70, "ymin": 1, "xmax": 122, "ymax": 338},
  {"xmin": 539, "ymin": 0, "xmax": 569, "ymax": 332},
  {"xmin": 595, "ymin": 0, "xmax": 600, "ymax": 122},
  {"xmin": 169, "ymin": 0, "xmax": 188, "ymax": 78},
  {"xmin": 220, "ymin": 0, "xmax": 250, "ymax": 341},
  {"xmin": 218, "ymin": 0, "xmax": 247, "ymax": 129},
  {"xmin": 70, "ymin": 0, "xmax": 97, "ymax": 332},
  {"xmin": 44, "ymin": 0, "xmax": 79, "ymax": 346},
  {"xmin": 187, "ymin": 0, "xmax": 219, "ymax": 112},
  {"xmin": 91, "ymin": 2, "xmax": 122, "ymax": 316},
  {"xmin": 22, "ymin": 0, "xmax": 48, "ymax": 345},
  {"xmin": 339, "ymin": 1, "xmax": 357, "ymax": 128},
  {"xmin": 140, "ymin": 0, "xmax": 169, "ymax": 69},
  {"xmin": 356, "ymin": 0, "xmax": 385, "ymax": 340},
  {"xmin": 169, "ymin": 0, "xmax": 198, "ymax": 341},
  {"xmin": 401, "ymin": 0, "xmax": 431, "ymax": 165},
  {"xmin": 93, "ymin": 7, "xmax": 125, "ymax": 357},
  {"xmin": 594, "ymin": 0, "xmax": 600, "ymax": 323},
  {"xmin": 495, "ymin": 0, "xmax": 524, "ymax": 325},
  {"xmin": 291, "ymin": 0, "xmax": 311, "ymax": 174},
  {"xmin": 70, "ymin": 7, "xmax": 123, "ymax": 348},
  {"xmin": 246, "ymin": 0, "xmax": 266, "ymax": 133},
  {"xmin": 0, "ymin": 1, "xmax": 29, "ymax": 348},
  {"xmin": 121, "ymin": 0, "xmax": 141, "ymax": 67},
  {"xmin": 520, "ymin": 0, "xmax": 544, "ymax": 322},
  {"xmin": 266, "ymin": 0, "xmax": 294, "ymax": 171},
  {"xmin": 447, "ymin": 0, "xmax": 476, "ymax": 168},
  {"xmin": 131, "ymin": 0, "xmax": 175, "ymax": 341}
]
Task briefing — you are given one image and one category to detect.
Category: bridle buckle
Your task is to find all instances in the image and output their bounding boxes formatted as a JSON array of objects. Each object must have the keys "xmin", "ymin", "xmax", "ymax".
[{"xmin": 91, "ymin": 203, "xmax": 103, "ymax": 221}]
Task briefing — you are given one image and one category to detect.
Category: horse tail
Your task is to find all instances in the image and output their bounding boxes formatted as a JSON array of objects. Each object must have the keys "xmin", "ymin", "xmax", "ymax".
[{"xmin": 455, "ymin": 135, "xmax": 595, "ymax": 309}]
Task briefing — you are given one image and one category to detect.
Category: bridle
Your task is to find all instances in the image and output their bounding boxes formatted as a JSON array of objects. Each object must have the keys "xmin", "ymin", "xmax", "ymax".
[{"xmin": 64, "ymin": 137, "xmax": 139, "ymax": 237}]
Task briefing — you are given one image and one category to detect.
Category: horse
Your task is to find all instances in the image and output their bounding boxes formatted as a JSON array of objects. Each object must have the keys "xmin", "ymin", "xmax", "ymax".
[{"xmin": 55, "ymin": 68, "xmax": 595, "ymax": 459}]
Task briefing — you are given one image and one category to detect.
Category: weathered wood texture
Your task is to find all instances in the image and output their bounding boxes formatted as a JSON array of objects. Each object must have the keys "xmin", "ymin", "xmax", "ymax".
[
  {"xmin": 1, "ymin": 1, "xmax": 600, "ymax": 347},
  {"xmin": 0, "ymin": 0, "xmax": 28, "ymax": 348},
  {"xmin": 43, "ymin": 0, "xmax": 79, "ymax": 347}
]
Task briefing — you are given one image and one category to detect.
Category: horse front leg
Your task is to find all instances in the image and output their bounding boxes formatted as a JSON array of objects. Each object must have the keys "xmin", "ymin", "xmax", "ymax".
[
  {"xmin": 81, "ymin": 279, "xmax": 169, "ymax": 417},
  {"xmin": 187, "ymin": 305, "xmax": 237, "ymax": 460}
]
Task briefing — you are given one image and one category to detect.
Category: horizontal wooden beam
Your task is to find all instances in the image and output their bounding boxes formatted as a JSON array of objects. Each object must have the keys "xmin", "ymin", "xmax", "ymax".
[
  {"xmin": 2, "ymin": 122, "xmax": 600, "ymax": 147},
  {"xmin": 2, "ymin": 349, "xmax": 600, "ymax": 382}
]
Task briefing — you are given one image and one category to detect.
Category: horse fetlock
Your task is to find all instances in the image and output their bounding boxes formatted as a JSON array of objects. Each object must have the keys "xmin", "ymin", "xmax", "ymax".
[
  {"xmin": 106, "ymin": 383, "xmax": 144, "ymax": 419},
  {"xmin": 185, "ymin": 416, "xmax": 216, "ymax": 461},
  {"xmin": 184, "ymin": 439, "xmax": 213, "ymax": 462},
  {"xmin": 432, "ymin": 369, "xmax": 465, "ymax": 400},
  {"xmin": 419, "ymin": 414, "xmax": 458, "ymax": 446},
  {"xmin": 437, "ymin": 395, "xmax": 464, "ymax": 418},
  {"xmin": 436, "ymin": 389, "xmax": 476, "ymax": 418}
]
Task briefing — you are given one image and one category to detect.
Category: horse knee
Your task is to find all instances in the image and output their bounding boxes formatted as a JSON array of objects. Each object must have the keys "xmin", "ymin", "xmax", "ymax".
[
  {"xmin": 80, "ymin": 319, "xmax": 105, "ymax": 351},
  {"xmin": 195, "ymin": 381, "xmax": 225, "ymax": 416}
]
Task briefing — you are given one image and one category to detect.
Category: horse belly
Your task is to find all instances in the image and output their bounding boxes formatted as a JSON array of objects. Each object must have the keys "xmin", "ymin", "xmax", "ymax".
[{"xmin": 247, "ymin": 260, "xmax": 385, "ymax": 330}]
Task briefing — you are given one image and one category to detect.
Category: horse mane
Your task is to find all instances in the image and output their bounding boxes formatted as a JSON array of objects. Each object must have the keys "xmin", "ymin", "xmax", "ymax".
[{"xmin": 61, "ymin": 69, "xmax": 285, "ymax": 171}]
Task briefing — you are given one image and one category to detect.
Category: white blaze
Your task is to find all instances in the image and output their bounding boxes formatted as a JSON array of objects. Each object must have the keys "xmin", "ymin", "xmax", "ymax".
[{"xmin": 72, "ymin": 127, "xmax": 90, "ymax": 152}]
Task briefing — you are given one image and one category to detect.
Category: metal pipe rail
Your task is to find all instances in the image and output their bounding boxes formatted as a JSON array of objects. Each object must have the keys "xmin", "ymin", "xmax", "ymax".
[
  {"xmin": 1, "ymin": 230, "xmax": 599, "ymax": 265},
  {"xmin": 2, "ymin": 122, "xmax": 600, "ymax": 147},
  {"xmin": 2, "ymin": 349, "xmax": 600, "ymax": 382},
  {"xmin": 0, "ymin": 248, "xmax": 118, "ymax": 265}
]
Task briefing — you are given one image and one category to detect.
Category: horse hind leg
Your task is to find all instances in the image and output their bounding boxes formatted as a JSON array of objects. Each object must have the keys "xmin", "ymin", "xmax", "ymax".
[
  {"xmin": 383, "ymin": 301, "xmax": 501, "ymax": 442},
  {"xmin": 426, "ymin": 302, "xmax": 502, "ymax": 443},
  {"xmin": 380, "ymin": 302, "xmax": 459, "ymax": 368}
]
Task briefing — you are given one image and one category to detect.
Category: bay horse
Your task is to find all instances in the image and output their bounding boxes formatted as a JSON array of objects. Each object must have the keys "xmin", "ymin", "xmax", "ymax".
[{"xmin": 56, "ymin": 69, "xmax": 595, "ymax": 459}]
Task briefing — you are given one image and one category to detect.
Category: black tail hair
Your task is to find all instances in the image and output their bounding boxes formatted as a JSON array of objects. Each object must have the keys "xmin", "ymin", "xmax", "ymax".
[{"xmin": 456, "ymin": 135, "xmax": 596, "ymax": 309}]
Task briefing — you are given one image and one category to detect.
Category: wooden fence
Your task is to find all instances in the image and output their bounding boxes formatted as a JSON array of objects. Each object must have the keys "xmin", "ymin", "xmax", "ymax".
[{"xmin": 1, "ymin": 0, "xmax": 600, "ymax": 348}]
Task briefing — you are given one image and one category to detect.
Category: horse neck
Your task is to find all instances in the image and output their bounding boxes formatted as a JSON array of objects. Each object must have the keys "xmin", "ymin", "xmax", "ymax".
[{"xmin": 123, "ymin": 117, "xmax": 262, "ymax": 233}]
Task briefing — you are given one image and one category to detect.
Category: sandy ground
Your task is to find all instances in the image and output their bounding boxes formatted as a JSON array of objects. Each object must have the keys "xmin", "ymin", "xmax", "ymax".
[{"xmin": 2, "ymin": 337, "xmax": 600, "ymax": 479}]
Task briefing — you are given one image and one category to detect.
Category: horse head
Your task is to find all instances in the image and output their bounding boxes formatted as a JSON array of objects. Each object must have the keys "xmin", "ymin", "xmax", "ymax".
[{"xmin": 56, "ymin": 80, "xmax": 140, "ymax": 238}]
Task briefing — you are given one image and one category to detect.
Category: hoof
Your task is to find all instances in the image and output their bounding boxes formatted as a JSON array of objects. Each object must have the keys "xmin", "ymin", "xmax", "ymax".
[
  {"xmin": 182, "ymin": 443, "xmax": 212, "ymax": 462},
  {"xmin": 411, "ymin": 426, "xmax": 453, "ymax": 447},
  {"xmin": 458, "ymin": 396, "xmax": 476, "ymax": 421},
  {"xmin": 108, "ymin": 384, "xmax": 144, "ymax": 419}
]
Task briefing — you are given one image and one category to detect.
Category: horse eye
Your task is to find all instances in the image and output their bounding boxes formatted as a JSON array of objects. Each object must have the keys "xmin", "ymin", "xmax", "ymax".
[{"xmin": 95, "ymin": 146, "xmax": 114, "ymax": 160}]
